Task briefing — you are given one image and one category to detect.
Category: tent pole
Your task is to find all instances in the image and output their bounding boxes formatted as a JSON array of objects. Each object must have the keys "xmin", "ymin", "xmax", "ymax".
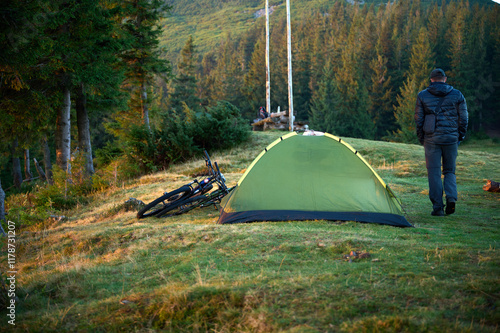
[{"xmin": 286, "ymin": 0, "xmax": 294, "ymax": 131}]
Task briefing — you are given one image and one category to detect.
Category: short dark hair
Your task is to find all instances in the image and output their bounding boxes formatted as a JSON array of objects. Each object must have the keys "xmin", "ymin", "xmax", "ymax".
[{"xmin": 430, "ymin": 68, "xmax": 446, "ymax": 79}]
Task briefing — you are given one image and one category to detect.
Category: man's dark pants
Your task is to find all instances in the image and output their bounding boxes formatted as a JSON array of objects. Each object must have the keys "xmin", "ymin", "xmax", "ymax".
[{"xmin": 424, "ymin": 142, "xmax": 458, "ymax": 210}]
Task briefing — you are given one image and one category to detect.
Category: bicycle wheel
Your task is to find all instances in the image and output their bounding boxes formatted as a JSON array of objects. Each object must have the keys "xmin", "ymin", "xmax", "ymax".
[
  {"xmin": 137, "ymin": 185, "xmax": 192, "ymax": 219},
  {"xmin": 155, "ymin": 194, "xmax": 209, "ymax": 218}
]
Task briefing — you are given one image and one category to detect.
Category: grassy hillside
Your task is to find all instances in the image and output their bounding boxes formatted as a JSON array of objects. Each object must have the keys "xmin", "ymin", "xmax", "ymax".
[
  {"xmin": 1, "ymin": 131, "xmax": 498, "ymax": 332},
  {"xmin": 160, "ymin": 0, "xmax": 498, "ymax": 65},
  {"xmin": 160, "ymin": 0, "xmax": 336, "ymax": 63}
]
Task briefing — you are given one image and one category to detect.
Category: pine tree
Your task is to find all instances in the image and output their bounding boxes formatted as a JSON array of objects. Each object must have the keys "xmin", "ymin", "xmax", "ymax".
[
  {"xmin": 484, "ymin": 7, "xmax": 500, "ymax": 129},
  {"xmin": 42, "ymin": 0, "xmax": 131, "ymax": 175},
  {"xmin": 293, "ymin": 39, "xmax": 312, "ymax": 121},
  {"xmin": 309, "ymin": 12, "xmax": 328, "ymax": 95},
  {"xmin": 446, "ymin": 2, "xmax": 468, "ymax": 87},
  {"xmin": 369, "ymin": 40, "xmax": 395, "ymax": 139},
  {"xmin": 427, "ymin": 3, "xmax": 444, "ymax": 63},
  {"xmin": 309, "ymin": 62, "xmax": 336, "ymax": 133},
  {"xmin": 231, "ymin": 29, "xmax": 260, "ymax": 113},
  {"xmin": 388, "ymin": 0, "xmax": 414, "ymax": 89},
  {"xmin": 243, "ymin": 32, "xmax": 267, "ymax": 119},
  {"xmin": 393, "ymin": 27, "xmax": 433, "ymax": 143},
  {"xmin": 0, "ymin": 0, "xmax": 58, "ymax": 183},
  {"xmin": 71, "ymin": 1, "xmax": 128, "ymax": 177},
  {"xmin": 325, "ymin": 2, "xmax": 348, "ymax": 76},
  {"xmin": 454, "ymin": 5, "xmax": 488, "ymax": 132},
  {"xmin": 169, "ymin": 36, "xmax": 201, "ymax": 113},
  {"xmin": 330, "ymin": 7, "xmax": 375, "ymax": 139},
  {"xmin": 359, "ymin": 5, "xmax": 377, "ymax": 78},
  {"xmin": 198, "ymin": 51, "xmax": 217, "ymax": 105},
  {"xmin": 120, "ymin": 0, "xmax": 171, "ymax": 129},
  {"xmin": 210, "ymin": 34, "xmax": 244, "ymax": 108},
  {"xmin": 269, "ymin": 18, "xmax": 288, "ymax": 114}
]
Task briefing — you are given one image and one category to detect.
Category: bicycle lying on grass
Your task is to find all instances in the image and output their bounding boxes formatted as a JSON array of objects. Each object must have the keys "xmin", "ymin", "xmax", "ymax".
[{"xmin": 137, "ymin": 151, "xmax": 233, "ymax": 219}]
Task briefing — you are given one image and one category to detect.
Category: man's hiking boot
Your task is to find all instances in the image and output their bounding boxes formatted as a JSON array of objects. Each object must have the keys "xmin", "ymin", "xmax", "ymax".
[
  {"xmin": 446, "ymin": 200, "xmax": 456, "ymax": 215},
  {"xmin": 431, "ymin": 208, "xmax": 445, "ymax": 216}
]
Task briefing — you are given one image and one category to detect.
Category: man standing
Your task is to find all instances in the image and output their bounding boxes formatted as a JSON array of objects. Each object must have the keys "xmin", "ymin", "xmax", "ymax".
[{"xmin": 415, "ymin": 68, "xmax": 468, "ymax": 216}]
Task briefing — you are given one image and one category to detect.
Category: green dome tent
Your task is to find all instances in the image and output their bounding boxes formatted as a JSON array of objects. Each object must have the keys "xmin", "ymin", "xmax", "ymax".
[{"xmin": 218, "ymin": 132, "xmax": 412, "ymax": 227}]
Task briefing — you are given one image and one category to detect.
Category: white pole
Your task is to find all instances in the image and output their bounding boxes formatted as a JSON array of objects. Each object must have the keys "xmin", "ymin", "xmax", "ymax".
[
  {"xmin": 286, "ymin": 0, "xmax": 294, "ymax": 131},
  {"xmin": 265, "ymin": 0, "xmax": 271, "ymax": 116}
]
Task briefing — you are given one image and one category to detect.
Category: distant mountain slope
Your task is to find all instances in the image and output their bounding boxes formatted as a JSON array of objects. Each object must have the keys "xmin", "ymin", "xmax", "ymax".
[
  {"xmin": 160, "ymin": 0, "xmax": 497, "ymax": 65},
  {"xmin": 160, "ymin": 0, "xmax": 366, "ymax": 63}
]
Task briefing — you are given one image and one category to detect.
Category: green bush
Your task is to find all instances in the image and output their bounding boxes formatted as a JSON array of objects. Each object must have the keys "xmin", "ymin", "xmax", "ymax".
[
  {"xmin": 30, "ymin": 165, "xmax": 90, "ymax": 211},
  {"xmin": 125, "ymin": 101, "xmax": 251, "ymax": 173},
  {"xmin": 190, "ymin": 101, "xmax": 251, "ymax": 151},
  {"xmin": 94, "ymin": 140, "xmax": 123, "ymax": 167},
  {"xmin": 5, "ymin": 189, "xmax": 55, "ymax": 228},
  {"xmin": 91, "ymin": 155, "xmax": 140, "ymax": 191},
  {"xmin": 156, "ymin": 109, "xmax": 197, "ymax": 165},
  {"xmin": 4, "ymin": 162, "xmax": 94, "ymax": 227},
  {"xmin": 124, "ymin": 116, "xmax": 195, "ymax": 173}
]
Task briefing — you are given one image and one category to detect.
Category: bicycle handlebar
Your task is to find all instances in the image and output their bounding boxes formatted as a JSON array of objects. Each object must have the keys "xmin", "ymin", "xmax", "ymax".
[
  {"xmin": 202, "ymin": 150, "xmax": 229, "ymax": 192},
  {"xmin": 204, "ymin": 150, "xmax": 216, "ymax": 177},
  {"xmin": 214, "ymin": 162, "xmax": 227, "ymax": 190}
]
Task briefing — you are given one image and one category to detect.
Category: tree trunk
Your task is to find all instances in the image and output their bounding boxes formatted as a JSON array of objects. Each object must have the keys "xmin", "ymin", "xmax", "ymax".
[
  {"xmin": 42, "ymin": 135, "xmax": 53, "ymax": 184},
  {"xmin": 76, "ymin": 84, "xmax": 95, "ymax": 176},
  {"xmin": 34, "ymin": 158, "xmax": 46, "ymax": 181},
  {"xmin": 24, "ymin": 149, "xmax": 33, "ymax": 181},
  {"xmin": 0, "ymin": 178, "xmax": 6, "ymax": 236},
  {"xmin": 56, "ymin": 86, "xmax": 71, "ymax": 173},
  {"xmin": 141, "ymin": 84, "xmax": 150, "ymax": 131},
  {"xmin": 11, "ymin": 139, "xmax": 22, "ymax": 190}
]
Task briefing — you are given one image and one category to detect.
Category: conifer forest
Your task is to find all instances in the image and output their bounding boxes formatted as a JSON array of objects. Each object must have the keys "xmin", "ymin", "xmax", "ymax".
[{"xmin": 1, "ymin": 0, "xmax": 499, "ymax": 192}]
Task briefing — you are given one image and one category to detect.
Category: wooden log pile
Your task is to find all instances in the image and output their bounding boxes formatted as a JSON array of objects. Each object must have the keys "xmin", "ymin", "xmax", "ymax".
[{"xmin": 251, "ymin": 111, "xmax": 308, "ymax": 131}]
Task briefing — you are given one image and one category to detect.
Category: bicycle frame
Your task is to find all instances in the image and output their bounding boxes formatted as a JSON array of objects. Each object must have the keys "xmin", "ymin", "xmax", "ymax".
[{"xmin": 138, "ymin": 150, "xmax": 232, "ymax": 219}]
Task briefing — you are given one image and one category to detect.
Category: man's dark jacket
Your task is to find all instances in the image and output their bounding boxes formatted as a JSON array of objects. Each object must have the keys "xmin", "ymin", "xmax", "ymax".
[{"xmin": 415, "ymin": 82, "xmax": 468, "ymax": 145}]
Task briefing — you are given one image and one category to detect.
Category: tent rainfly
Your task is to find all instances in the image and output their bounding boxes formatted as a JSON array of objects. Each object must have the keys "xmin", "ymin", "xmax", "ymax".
[{"xmin": 218, "ymin": 132, "xmax": 412, "ymax": 227}]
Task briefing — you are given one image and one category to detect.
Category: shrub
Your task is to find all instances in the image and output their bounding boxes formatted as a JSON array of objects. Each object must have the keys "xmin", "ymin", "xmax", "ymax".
[
  {"xmin": 4, "ymin": 161, "xmax": 94, "ymax": 227},
  {"xmin": 29, "ymin": 165, "xmax": 90, "ymax": 212},
  {"xmin": 190, "ymin": 101, "xmax": 251, "ymax": 151},
  {"xmin": 91, "ymin": 155, "xmax": 140, "ymax": 191},
  {"xmin": 94, "ymin": 140, "xmax": 123, "ymax": 167},
  {"xmin": 156, "ymin": 109, "xmax": 197, "ymax": 165},
  {"xmin": 125, "ymin": 116, "xmax": 196, "ymax": 174},
  {"xmin": 5, "ymin": 189, "xmax": 54, "ymax": 228},
  {"xmin": 124, "ymin": 101, "xmax": 251, "ymax": 174}
]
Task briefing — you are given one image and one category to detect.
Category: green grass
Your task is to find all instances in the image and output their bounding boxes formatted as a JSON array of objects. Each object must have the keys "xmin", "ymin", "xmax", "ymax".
[{"xmin": 1, "ymin": 131, "xmax": 499, "ymax": 332}]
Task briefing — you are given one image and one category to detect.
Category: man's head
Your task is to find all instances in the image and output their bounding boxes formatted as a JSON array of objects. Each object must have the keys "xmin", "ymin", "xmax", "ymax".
[{"xmin": 430, "ymin": 68, "xmax": 447, "ymax": 83}]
